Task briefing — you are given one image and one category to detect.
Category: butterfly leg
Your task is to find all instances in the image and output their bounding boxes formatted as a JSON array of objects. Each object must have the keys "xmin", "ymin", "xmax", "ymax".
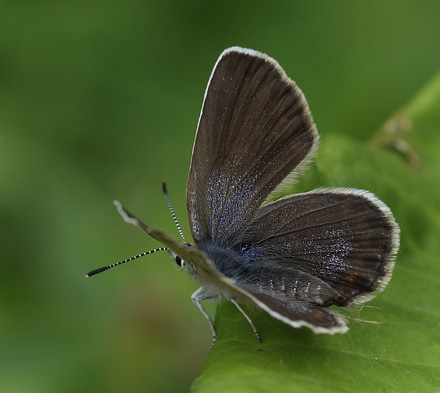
[
  {"xmin": 191, "ymin": 288, "xmax": 218, "ymax": 346},
  {"xmin": 229, "ymin": 298, "xmax": 262, "ymax": 343}
]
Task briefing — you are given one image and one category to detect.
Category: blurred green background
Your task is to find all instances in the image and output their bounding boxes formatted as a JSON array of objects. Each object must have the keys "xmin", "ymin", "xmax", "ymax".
[{"xmin": 1, "ymin": 1, "xmax": 439, "ymax": 392}]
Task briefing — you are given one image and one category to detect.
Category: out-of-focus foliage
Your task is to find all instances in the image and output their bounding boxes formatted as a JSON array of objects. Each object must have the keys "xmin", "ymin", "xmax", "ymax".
[{"xmin": 1, "ymin": 1, "xmax": 439, "ymax": 392}]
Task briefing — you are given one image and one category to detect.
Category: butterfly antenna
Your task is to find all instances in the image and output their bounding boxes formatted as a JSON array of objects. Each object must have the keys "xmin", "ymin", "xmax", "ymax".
[
  {"xmin": 85, "ymin": 247, "xmax": 168, "ymax": 278},
  {"xmin": 162, "ymin": 182, "xmax": 187, "ymax": 244}
]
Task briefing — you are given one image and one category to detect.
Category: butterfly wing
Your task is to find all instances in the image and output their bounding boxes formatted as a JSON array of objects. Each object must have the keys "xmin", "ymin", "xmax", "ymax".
[
  {"xmin": 231, "ymin": 189, "xmax": 400, "ymax": 307},
  {"xmin": 114, "ymin": 201, "xmax": 230, "ymax": 282},
  {"xmin": 187, "ymin": 47, "xmax": 319, "ymax": 246},
  {"xmin": 249, "ymin": 291, "xmax": 347, "ymax": 334}
]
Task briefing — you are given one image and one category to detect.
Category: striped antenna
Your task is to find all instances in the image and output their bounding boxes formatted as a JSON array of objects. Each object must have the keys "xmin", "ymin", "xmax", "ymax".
[
  {"xmin": 162, "ymin": 182, "xmax": 187, "ymax": 244},
  {"xmin": 85, "ymin": 247, "xmax": 168, "ymax": 278}
]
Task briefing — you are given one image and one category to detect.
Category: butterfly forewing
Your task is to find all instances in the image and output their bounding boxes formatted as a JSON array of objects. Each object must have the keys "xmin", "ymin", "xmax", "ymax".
[{"xmin": 187, "ymin": 47, "xmax": 319, "ymax": 247}]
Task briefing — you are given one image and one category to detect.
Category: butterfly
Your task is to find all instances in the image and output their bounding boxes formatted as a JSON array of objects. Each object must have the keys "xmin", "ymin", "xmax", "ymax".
[{"xmin": 87, "ymin": 47, "xmax": 400, "ymax": 345}]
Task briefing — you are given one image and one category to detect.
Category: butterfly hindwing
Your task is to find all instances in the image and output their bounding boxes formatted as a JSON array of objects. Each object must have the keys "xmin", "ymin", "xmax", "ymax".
[{"xmin": 232, "ymin": 189, "xmax": 399, "ymax": 307}]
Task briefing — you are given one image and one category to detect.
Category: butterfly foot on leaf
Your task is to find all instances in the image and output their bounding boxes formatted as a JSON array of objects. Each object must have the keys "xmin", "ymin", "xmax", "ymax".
[{"xmin": 229, "ymin": 298, "xmax": 262, "ymax": 343}]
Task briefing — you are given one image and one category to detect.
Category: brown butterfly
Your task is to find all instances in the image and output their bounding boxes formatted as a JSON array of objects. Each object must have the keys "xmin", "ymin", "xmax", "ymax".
[{"xmin": 87, "ymin": 47, "xmax": 400, "ymax": 345}]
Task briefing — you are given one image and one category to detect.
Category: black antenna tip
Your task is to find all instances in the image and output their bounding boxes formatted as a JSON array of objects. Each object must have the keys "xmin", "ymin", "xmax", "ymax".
[
  {"xmin": 85, "ymin": 266, "xmax": 109, "ymax": 278},
  {"xmin": 162, "ymin": 182, "xmax": 168, "ymax": 195}
]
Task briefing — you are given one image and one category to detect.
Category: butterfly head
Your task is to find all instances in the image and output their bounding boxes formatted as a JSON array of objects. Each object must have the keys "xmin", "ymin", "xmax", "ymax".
[
  {"xmin": 167, "ymin": 243, "xmax": 197, "ymax": 275},
  {"xmin": 168, "ymin": 249, "xmax": 185, "ymax": 268}
]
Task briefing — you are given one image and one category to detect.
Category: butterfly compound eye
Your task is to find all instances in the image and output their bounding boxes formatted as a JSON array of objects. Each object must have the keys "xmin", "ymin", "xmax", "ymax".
[{"xmin": 175, "ymin": 256, "xmax": 182, "ymax": 267}]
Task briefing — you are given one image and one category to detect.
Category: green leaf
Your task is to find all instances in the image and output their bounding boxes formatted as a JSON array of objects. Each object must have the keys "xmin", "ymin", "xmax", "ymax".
[{"xmin": 191, "ymin": 72, "xmax": 440, "ymax": 393}]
